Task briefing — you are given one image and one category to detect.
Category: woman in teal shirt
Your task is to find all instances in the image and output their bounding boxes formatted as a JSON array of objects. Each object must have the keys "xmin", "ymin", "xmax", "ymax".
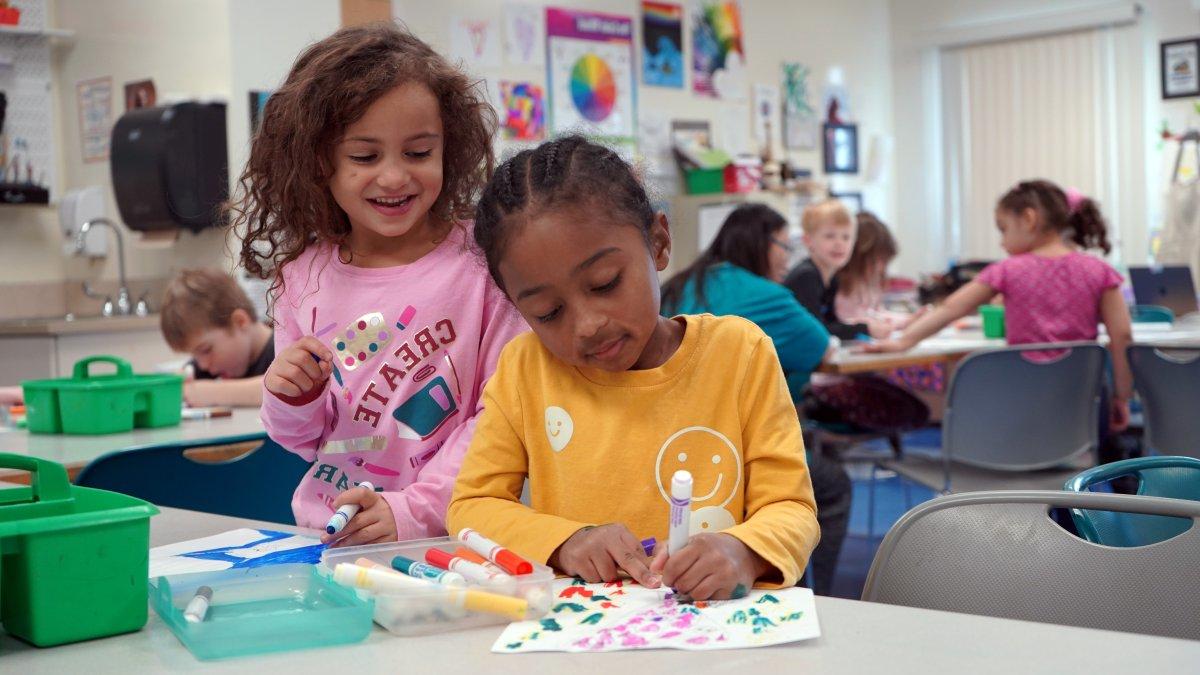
[
  {"xmin": 661, "ymin": 203, "xmax": 832, "ymax": 397},
  {"xmin": 661, "ymin": 203, "xmax": 848, "ymax": 597}
]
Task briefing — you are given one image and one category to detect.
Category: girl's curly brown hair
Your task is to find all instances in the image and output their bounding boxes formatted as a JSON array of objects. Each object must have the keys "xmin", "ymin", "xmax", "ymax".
[{"xmin": 234, "ymin": 22, "xmax": 496, "ymax": 299}]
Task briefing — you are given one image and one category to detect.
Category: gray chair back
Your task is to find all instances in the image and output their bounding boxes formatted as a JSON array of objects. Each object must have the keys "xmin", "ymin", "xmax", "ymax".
[
  {"xmin": 943, "ymin": 343, "xmax": 1105, "ymax": 471},
  {"xmin": 862, "ymin": 490, "xmax": 1200, "ymax": 641},
  {"xmin": 1129, "ymin": 345, "xmax": 1200, "ymax": 458}
]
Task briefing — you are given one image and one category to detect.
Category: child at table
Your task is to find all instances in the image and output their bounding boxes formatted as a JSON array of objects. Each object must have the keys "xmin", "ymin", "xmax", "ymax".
[
  {"xmin": 238, "ymin": 24, "xmax": 526, "ymax": 544},
  {"xmin": 160, "ymin": 268, "xmax": 275, "ymax": 408},
  {"xmin": 447, "ymin": 136, "xmax": 819, "ymax": 600},
  {"xmin": 866, "ymin": 180, "xmax": 1133, "ymax": 430}
]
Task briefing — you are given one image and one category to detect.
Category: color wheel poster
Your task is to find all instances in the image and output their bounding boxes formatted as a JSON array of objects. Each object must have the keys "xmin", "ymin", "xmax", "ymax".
[{"xmin": 546, "ymin": 8, "xmax": 636, "ymax": 142}]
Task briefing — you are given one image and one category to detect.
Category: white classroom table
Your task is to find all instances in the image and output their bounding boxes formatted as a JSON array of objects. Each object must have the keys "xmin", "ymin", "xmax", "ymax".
[
  {"xmin": 0, "ymin": 408, "xmax": 265, "ymax": 477},
  {"xmin": 2, "ymin": 506, "xmax": 1197, "ymax": 674},
  {"xmin": 821, "ymin": 322, "xmax": 1200, "ymax": 374}
]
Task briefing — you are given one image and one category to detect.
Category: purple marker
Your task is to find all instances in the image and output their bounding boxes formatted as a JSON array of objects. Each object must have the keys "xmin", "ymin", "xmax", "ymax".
[{"xmin": 641, "ymin": 537, "xmax": 656, "ymax": 557}]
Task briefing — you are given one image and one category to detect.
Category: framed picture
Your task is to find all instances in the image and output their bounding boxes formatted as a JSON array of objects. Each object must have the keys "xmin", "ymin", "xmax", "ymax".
[
  {"xmin": 831, "ymin": 191, "xmax": 863, "ymax": 214},
  {"xmin": 823, "ymin": 122, "xmax": 858, "ymax": 174},
  {"xmin": 1162, "ymin": 38, "xmax": 1200, "ymax": 99}
]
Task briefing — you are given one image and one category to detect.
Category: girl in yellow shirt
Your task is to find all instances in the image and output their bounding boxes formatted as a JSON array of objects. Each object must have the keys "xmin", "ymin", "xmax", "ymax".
[{"xmin": 447, "ymin": 136, "xmax": 819, "ymax": 601}]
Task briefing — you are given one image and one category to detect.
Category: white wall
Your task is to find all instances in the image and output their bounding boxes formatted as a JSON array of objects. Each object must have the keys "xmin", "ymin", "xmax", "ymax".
[{"xmin": 890, "ymin": 0, "xmax": 1200, "ymax": 274}]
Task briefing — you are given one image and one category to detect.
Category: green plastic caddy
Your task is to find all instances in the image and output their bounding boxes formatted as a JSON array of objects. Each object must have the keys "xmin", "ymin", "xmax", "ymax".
[
  {"xmin": 0, "ymin": 454, "xmax": 158, "ymax": 646},
  {"xmin": 22, "ymin": 355, "xmax": 183, "ymax": 435}
]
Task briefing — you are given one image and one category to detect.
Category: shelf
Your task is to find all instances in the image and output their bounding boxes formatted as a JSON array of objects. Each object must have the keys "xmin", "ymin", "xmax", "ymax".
[{"xmin": 0, "ymin": 25, "xmax": 75, "ymax": 42}]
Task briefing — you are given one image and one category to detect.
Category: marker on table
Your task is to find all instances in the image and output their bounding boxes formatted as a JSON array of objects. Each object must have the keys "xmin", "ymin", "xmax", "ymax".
[
  {"xmin": 425, "ymin": 548, "xmax": 515, "ymax": 592},
  {"xmin": 333, "ymin": 562, "xmax": 434, "ymax": 593},
  {"xmin": 641, "ymin": 537, "xmax": 657, "ymax": 557},
  {"xmin": 453, "ymin": 546, "xmax": 506, "ymax": 575},
  {"xmin": 183, "ymin": 586, "xmax": 213, "ymax": 623},
  {"xmin": 392, "ymin": 555, "xmax": 467, "ymax": 587},
  {"xmin": 326, "ymin": 481, "xmax": 375, "ymax": 535},
  {"xmin": 458, "ymin": 528, "xmax": 534, "ymax": 575}
]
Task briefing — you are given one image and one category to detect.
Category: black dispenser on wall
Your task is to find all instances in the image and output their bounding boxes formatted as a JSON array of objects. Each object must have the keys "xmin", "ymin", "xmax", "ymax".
[{"xmin": 110, "ymin": 101, "xmax": 228, "ymax": 233}]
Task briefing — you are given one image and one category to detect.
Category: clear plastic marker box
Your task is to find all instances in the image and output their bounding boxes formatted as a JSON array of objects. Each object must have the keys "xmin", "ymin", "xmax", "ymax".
[{"xmin": 319, "ymin": 536, "xmax": 554, "ymax": 636}]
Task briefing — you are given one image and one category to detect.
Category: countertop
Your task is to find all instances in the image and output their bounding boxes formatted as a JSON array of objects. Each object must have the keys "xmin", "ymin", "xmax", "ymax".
[{"xmin": 0, "ymin": 313, "xmax": 162, "ymax": 336}]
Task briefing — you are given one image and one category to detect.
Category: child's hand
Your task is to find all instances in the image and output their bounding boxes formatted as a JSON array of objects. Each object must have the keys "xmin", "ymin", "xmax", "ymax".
[
  {"xmin": 321, "ymin": 485, "xmax": 398, "ymax": 547},
  {"xmin": 857, "ymin": 335, "xmax": 914, "ymax": 353},
  {"xmin": 183, "ymin": 379, "xmax": 222, "ymax": 407},
  {"xmin": 650, "ymin": 533, "xmax": 770, "ymax": 601},
  {"xmin": 549, "ymin": 524, "xmax": 662, "ymax": 587},
  {"xmin": 866, "ymin": 316, "xmax": 895, "ymax": 340},
  {"xmin": 265, "ymin": 336, "xmax": 333, "ymax": 400},
  {"xmin": 1110, "ymin": 396, "xmax": 1131, "ymax": 433}
]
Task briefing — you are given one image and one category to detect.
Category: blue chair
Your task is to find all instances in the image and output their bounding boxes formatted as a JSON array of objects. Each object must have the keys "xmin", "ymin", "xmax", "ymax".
[
  {"xmin": 75, "ymin": 434, "xmax": 310, "ymax": 524},
  {"xmin": 1130, "ymin": 304, "xmax": 1175, "ymax": 323},
  {"xmin": 1065, "ymin": 456, "xmax": 1200, "ymax": 546},
  {"xmin": 1128, "ymin": 345, "xmax": 1200, "ymax": 458}
]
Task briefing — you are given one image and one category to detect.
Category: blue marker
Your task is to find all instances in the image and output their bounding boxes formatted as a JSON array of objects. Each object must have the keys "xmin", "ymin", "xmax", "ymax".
[
  {"xmin": 392, "ymin": 555, "xmax": 467, "ymax": 587},
  {"xmin": 326, "ymin": 481, "xmax": 375, "ymax": 535}
]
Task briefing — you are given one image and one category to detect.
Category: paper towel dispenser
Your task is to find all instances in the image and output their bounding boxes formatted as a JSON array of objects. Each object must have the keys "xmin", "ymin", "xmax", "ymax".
[{"xmin": 110, "ymin": 101, "xmax": 228, "ymax": 233}]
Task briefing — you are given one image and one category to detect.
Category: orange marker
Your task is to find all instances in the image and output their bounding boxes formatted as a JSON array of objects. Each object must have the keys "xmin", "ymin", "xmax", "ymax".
[
  {"xmin": 458, "ymin": 528, "xmax": 534, "ymax": 576},
  {"xmin": 453, "ymin": 546, "xmax": 503, "ymax": 574}
]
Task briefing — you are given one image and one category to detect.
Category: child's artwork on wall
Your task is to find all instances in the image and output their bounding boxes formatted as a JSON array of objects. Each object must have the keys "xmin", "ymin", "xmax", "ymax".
[
  {"xmin": 546, "ymin": 8, "xmax": 636, "ymax": 144},
  {"xmin": 753, "ymin": 83, "xmax": 779, "ymax": 153},
  {"xmin": 76, "ymin": 76, "xmax": 113, "ymax": 163},
  {"xmin": 641, "ymin": 2, "xmax": 683, "ymax": 89},
  {"xmin": 450, "ymin": 15, "xmax": 502, "ymax": 70},
  {"xmin": 493, "ymin": 579, "xmax": 821, "ymax": 653},
  {"xmin": 691, "ymin": 1, "xmax": 744, "ymax": 100},
  {"xmin": 503, "ymin": 3, "xmax": 545, "ymax": 67},
  {"xmin": 782, "ymin": 62, "xmax": 817, "ymax": 151},
  {"xmin": 498, "ymin": 81, "xmax": 546, "ymax": 142}
]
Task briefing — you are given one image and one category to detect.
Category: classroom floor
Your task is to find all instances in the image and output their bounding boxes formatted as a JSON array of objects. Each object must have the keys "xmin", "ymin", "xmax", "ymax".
[{"xmin": 828, "ymin": 428, "xmax": 941, "ymax": 600}]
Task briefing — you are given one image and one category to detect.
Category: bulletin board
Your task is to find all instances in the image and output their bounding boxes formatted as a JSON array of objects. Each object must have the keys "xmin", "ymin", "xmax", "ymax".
[{"xmin": 0, "ymin": 0, "xmax": 58, "ymax": 203}]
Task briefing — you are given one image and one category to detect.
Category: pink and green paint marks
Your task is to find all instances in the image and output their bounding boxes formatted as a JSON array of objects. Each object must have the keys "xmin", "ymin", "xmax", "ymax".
[{"xmin": 493, "ymin": 579, "xmax": 820, "ymax": 653}]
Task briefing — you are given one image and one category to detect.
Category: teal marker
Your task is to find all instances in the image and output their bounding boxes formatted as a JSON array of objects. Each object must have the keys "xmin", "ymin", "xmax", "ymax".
[{"xmin": 392, "ymin": 555, "xmax": 467, "ymax": 587}]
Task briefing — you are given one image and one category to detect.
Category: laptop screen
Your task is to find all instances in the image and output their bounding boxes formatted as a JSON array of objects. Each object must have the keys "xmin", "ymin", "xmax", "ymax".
[{"xmin": 1128, "ymin": 266, "xmax": 1199, "ymax": 318}]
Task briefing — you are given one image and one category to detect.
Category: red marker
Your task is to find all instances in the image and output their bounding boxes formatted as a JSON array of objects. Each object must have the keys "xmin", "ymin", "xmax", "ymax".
[{"xmin": 458, "ymin": 528, "xmax": 534, "ymax": 576}]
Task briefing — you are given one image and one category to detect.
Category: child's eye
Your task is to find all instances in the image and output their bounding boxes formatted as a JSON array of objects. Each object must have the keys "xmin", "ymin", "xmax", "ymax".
[
  {"xmin": 535, "ymin": 306, "xmax": 562, "ymax": 324},
  {"xmin": 407, "ymin": 150, "xmax": 433, "ymax": 159},
  {"xmin": 349, "ymin": 154, "xmax": 376, "ymax": 163},
  {"xmin": 592, "ymin": 274, "xmax": 621, "ymax": 293}
]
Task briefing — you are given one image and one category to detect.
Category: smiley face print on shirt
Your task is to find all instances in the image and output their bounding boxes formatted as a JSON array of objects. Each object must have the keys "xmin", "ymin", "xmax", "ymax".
[
  {"xmin": 545, "ymin": 406, "xmax": 574, "ymax": 452},
  {"xmin": 654, "ymin": 426, "xmax": 743, "ymax": 535}
]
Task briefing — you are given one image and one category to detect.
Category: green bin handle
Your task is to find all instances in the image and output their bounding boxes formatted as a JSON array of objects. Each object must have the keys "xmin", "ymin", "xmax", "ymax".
[
  {"xmin": 0, "ymin": 453, "xmax": 72, "ymax": 504},
  {"xmin": 72, "ymin": 355, "xmax": 134, "ymax": 381}
]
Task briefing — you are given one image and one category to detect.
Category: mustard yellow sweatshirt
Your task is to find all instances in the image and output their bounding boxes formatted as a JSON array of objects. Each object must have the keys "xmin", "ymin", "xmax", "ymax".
[{"xmin": 446, "ymin": 314, "xmax": 819, "ymax": 587}]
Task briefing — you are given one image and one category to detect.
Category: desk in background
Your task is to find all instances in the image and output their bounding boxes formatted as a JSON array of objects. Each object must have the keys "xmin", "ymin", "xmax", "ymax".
[
  {"xmin": 0, "ymin": 504, "xmax": 1195, "ymax": 673},
  {"xmin": 0, "ymin": 408, "xmax": 265, "ymax": 481}
]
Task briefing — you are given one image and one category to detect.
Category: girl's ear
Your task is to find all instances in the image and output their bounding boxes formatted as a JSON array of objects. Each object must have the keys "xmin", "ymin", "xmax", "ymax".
[
  {"xmin": 1020, "ymin": 207, "xmax": 1040, "ymax": 231},
  {"xmin": 650, "ymin": 212, "xmax": 672, "ymax": 272}
]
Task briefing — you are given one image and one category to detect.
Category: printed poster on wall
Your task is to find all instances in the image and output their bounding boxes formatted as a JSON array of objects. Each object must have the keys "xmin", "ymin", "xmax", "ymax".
[
  {"xmin": 76, "ymin": 76, "xmax": 113, "ymax": 163},
  {"xmin": 642, "ymin": 1, "xmax": 683, "ymax": 88},
  {"xmin": 546, "ymin": 7, "xmax": 636, "ymax": 143},
  {"xmin": 691, "ymin": 1, "xmax": 745, "ymax": 100}
]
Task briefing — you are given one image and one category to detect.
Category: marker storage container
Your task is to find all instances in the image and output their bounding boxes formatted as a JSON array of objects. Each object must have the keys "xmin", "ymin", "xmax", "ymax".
[
  {"xmin": 22, "ymin": 355, "xmax": 183, "ymax": 434},
  {"xmin": 320, "ymin": 537, "xmax": 555, "ymax": 636},
  {"xmin": 150, "ymin": 564, "xmax": 374, "ymax": 660},
  {"xmin": 0, "ymin": 453, "xmax": 158, "ymax": 647}
]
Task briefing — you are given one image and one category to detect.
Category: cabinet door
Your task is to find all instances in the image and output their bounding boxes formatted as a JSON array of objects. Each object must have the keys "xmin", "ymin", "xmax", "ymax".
[
  {"xmin": 56, "ymin": 330, "xmax": 178, "ymax": 375},
  {"xmin": 0, "ymin": 337, "xmax": 56, "ymax": 382}
]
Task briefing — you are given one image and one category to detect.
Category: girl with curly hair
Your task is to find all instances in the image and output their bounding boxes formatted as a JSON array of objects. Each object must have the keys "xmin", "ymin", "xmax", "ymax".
[{"xmin": 238, "ymin": 23, "xmax": 526, "ymax": 545}]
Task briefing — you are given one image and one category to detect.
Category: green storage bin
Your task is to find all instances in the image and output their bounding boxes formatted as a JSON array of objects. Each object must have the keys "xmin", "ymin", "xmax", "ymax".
[
  {"xmin": 980, "ymin": 304, "xmax": 1006, "ymax": 339},
  {"xmin": 22, "ymin": 355, "xmax": 183, "ymax": 435},
  {"xmin": 0, "ymin": 453, "xmax": 159, "ymax": 646},
  {"xmin": 684, "ymin": 167, "xmax": 725, "ymax": 194}
]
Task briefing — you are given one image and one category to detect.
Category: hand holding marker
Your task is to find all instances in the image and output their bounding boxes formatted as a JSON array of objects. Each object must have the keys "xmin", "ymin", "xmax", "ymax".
[
  {"xmin": 666, "ymin": 470, "xmax": 693, "ymax": 600},
  {"xmin": 326, "ymin": 481, "xmax": 375, "ymax": 534}
]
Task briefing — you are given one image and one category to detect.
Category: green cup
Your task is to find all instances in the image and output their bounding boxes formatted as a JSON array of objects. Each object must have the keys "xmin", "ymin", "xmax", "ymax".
[{"xmin": 980, "ymin": 304, "xmax": 1006, "ymax": 338}]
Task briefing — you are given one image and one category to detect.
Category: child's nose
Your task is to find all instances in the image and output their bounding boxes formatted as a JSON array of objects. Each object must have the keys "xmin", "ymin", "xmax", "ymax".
[
  {"xmin": 575, "ymin": 310, "xmax": 607, "ymax": 340},
  {"xmin": 376, "ymin": 161, "xmax": 410, "ymax": 189}
]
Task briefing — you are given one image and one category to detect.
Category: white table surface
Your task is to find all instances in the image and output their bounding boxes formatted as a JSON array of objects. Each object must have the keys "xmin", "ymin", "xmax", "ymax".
[
  {"xmin": 825, "ymin": 322, "xmax": 1200, "ymax": 372},
  {"xmin": 0, "ymin": 408, "xmax": 265, "ymax": 471},
  {"xmin": 2, "ymin": 506, "xmax": 1196, "ymax": 674}
]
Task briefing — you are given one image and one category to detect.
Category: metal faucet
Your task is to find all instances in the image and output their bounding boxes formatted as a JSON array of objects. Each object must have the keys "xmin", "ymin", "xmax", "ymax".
[{"xmin": 76, "ymin": 217, "xmax": 133, "ymax": 316}]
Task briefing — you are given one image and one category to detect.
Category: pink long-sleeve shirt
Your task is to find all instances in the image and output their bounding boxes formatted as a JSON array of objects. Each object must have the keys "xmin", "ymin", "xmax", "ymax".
[{"xmin": 260, "ymin": 224, "xmax": 527, "ymax": 538}]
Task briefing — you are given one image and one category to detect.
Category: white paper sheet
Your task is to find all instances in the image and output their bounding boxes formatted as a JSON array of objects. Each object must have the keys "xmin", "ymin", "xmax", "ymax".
[{"xmin": 149, "ymin": 528, "xmax": 325, "ymax": 578}]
